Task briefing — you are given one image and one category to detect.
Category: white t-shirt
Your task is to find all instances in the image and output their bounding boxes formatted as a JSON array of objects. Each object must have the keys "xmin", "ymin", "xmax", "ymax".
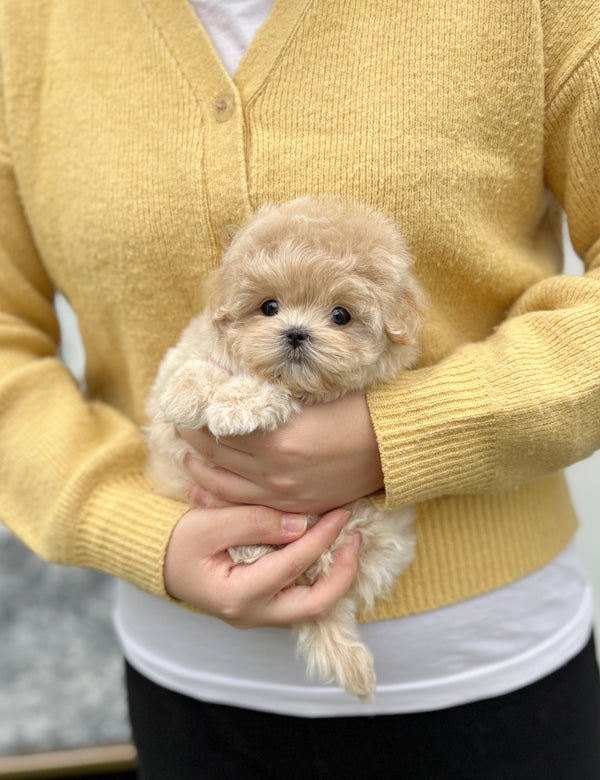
[
  {"xmin": 114, "ymin": 0, "xmax": 594, "ymax": 718},
  {"xmin": 188, "ymin": 0, "xmax": 274, "ymax": 76},
  {"xmin": 115, "ymin": 543, "xmax": 592, "ymax": 717}
]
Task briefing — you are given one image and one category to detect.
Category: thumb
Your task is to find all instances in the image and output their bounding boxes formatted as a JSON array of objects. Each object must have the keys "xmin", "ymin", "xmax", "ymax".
[{"xmin": 187, "ymin": 505, "xmax": 308, "ymax": 551}]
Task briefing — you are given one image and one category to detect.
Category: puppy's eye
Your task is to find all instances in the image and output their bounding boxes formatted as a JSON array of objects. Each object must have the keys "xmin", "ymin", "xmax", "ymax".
[
  {"xmin": 261, "ymin": 299, "xmax": 279, "ymax": 317},
  {"xmin": 331, "ymin": 307, "xmax": 351, "ymax": 326}
]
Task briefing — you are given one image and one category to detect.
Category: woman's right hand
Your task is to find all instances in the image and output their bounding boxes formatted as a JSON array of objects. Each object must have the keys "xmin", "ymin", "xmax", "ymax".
[{"xmin": 163, "ymin": 505, "xmax": 359, "ymax": 629}]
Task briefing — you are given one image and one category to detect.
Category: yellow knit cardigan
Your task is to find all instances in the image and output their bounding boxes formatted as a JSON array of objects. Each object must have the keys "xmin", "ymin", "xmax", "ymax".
[{"xmin": 1, "ymin": 0, "xmax": 599, "ymax": 620}]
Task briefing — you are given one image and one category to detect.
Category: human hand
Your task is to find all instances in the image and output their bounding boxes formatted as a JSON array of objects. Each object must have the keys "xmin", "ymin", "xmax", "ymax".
[
  {"xmin": 178, "ymin": 391, "xmax": 384, "ymax": 515},
  {"xmin": 163, "ymin": 505, "xmax": 360, "ymax": 628}
]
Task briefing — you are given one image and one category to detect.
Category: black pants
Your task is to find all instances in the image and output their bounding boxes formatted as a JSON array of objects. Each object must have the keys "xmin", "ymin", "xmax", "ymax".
[{"xmin": 126, "ymin": 633, "xmax": 600, "ymax": 780}]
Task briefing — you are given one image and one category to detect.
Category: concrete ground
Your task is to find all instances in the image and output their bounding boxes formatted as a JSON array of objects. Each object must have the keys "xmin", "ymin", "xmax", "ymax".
[{"xmin": 0, "ymin": 525, "xmax": 131, "ymax": 758}]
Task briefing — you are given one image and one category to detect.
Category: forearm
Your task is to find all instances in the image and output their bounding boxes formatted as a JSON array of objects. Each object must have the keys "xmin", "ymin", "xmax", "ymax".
[
  {"xmin": 0, "ymin": 353, "xmax": 186, "ymax": 592},
  {"xmin": 0, "ymin": 144, "xmax": 186, "ymax": 596},
  {"xmin": 368, "ymin": 267, "xmax": 600, "ymax": 509}
]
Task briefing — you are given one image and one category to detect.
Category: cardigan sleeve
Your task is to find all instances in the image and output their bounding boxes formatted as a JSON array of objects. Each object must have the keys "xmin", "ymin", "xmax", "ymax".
[
  {"xmin": 367, "ymin": 39, "xmax": 600, "ymax": 511},
  {"xmin": 0, "ymin": 80, "xmax": 187, "ymax": 595}
]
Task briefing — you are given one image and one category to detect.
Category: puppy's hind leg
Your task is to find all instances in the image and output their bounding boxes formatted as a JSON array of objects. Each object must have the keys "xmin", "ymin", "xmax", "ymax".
[
  {"xmin": 229, "ymin": 542, "xmax": 277, "ymax": 565},
  {"xmin": 295, "ymin": 598, "xmax": 376, "ymax": 702}
]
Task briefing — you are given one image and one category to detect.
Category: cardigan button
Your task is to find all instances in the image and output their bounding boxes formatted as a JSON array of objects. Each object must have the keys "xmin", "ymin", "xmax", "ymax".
[
  {"xmin": 213, "ymin": 94, "xmax": 235, "ymax": 122},
  {"xmin": 219, "ymin": 224, "xmax": 239, "ymax": 249}
]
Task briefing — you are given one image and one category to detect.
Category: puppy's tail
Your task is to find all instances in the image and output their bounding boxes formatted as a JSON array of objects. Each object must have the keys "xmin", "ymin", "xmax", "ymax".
[{"xmin": 294, "ymin": 599, "xmax": 375, "ymax": 702}]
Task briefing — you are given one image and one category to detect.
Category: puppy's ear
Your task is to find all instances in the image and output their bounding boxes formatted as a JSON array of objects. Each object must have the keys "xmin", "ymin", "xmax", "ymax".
[{"xmin": 385, "ymin": 275, "xmax": 426, "ymax": 345}]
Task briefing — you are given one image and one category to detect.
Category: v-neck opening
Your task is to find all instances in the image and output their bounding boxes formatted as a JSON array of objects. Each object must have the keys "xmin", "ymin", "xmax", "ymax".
[
  {"xmin": 234, "ymin": 0, "xmax": 312, "ymax": 105},
  {"xmin": 141, "ymin": 0, "xmax": 311, "ymax": 108}
]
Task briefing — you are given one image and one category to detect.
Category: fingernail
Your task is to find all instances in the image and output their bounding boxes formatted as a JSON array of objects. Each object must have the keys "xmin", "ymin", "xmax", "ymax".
[
  {"xmin": 331, "ymin": 508, "xmax": 351, "ymax": 525},
  {"xmin": 281, "ymin": 514, "xmax": 307, "ymax": 534}
]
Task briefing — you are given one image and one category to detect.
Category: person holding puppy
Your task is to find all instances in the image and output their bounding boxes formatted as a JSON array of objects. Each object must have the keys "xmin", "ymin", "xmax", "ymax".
[{"xmin": 1, "ymin": 1, "xmax": 599, "ymax": 778}]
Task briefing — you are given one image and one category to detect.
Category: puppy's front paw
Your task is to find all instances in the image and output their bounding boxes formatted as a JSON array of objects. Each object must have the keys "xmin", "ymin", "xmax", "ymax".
[
  {"xmin": 159, "ymin": 361, "xmax": 223, "ymax": 428},
  {"xmin": 207, "ymin": 377, "xmax": 298, "ymax": 436}
]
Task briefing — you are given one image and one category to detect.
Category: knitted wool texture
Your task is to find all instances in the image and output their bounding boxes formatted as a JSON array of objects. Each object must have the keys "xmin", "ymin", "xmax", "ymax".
[{"xmin": 0, "ymin": 0, "xmax": 599, "ymax": 619}]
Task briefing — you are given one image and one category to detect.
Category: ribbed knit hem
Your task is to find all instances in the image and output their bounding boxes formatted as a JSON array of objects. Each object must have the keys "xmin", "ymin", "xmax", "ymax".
[{"xmin": 360, "ymin": 471, "xmax": 578, "ymax": 621}]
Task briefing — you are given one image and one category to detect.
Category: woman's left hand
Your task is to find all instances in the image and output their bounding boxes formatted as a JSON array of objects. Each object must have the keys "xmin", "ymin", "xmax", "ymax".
[{"xmin": 178, "ymin": 391, "xmax": 384, "ymax": 515}]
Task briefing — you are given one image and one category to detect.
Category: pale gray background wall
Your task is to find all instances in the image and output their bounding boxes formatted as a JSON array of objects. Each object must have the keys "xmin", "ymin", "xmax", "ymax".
[{"xmin": 562, "ymin": 234, "xmax": 600, "ymax": 631}]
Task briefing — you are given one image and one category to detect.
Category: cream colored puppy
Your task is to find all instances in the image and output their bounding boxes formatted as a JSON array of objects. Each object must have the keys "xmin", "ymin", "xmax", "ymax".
[{"xmin": 145, "ymin": 196, "xmax": 424, "ymax": 701}]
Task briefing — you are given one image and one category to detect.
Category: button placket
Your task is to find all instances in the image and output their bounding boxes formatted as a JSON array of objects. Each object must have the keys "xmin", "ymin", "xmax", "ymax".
[{"xmin": 205, "ymin": 83, "xmax": 251, "ymax": 254}]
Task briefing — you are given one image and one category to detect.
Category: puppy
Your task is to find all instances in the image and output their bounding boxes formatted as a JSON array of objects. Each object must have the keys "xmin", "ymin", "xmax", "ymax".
[{"xmin": 145, "ymin": 196, "xmax": 424, "ymax": 701}]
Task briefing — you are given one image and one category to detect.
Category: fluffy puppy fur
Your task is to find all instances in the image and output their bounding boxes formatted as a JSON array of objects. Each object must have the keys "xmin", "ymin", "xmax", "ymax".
[{"xmin": 145, "ymin": 196, "xmax": 425, "ymax": 701}]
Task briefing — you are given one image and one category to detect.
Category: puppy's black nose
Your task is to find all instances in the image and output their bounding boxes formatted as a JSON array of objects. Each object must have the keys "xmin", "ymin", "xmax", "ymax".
[{"xmin": 285, "ymin": 328, "xmax": 309, "ymax": 349}]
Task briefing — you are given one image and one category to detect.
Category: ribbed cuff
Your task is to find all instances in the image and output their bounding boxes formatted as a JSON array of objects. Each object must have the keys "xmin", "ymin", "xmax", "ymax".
[{"xmin": 367, "ymin": 349, "xmax": 496, "ymax": 508}]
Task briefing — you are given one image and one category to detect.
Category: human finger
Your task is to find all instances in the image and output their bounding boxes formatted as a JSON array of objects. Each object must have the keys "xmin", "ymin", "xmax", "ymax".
[
  {"xmin": 259, "ymin": 532, "xmax": 361, "ymax": 626},
  {"xmin": 185, "ymin": 455, "xmax": 267, "ymax": 506},
  {"xmin": 237, "ymin": 507, "xmax": 351, "ymax": 598},
  {"xmin": 200, "ymin": 504, "xmax": 310, "ymax": 551},
  {"xmin": 178, "ymin": 425, "xmax": 259, "ymax": 464},
  {"xmin": 186, "ymin": 481, "xmax": 240, "ymax": 509}
]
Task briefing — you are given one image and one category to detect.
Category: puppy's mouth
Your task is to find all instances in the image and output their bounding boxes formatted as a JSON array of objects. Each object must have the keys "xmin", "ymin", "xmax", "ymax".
[{"xmin": 262, "ymin": 329, "xmax": 344, "ymax": 396}]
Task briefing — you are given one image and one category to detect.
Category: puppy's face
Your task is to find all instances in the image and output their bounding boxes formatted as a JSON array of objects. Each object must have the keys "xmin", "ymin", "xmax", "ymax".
[{"xmin": 205, "ymin": 200, "xmax": 424, "ymax": 398}]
